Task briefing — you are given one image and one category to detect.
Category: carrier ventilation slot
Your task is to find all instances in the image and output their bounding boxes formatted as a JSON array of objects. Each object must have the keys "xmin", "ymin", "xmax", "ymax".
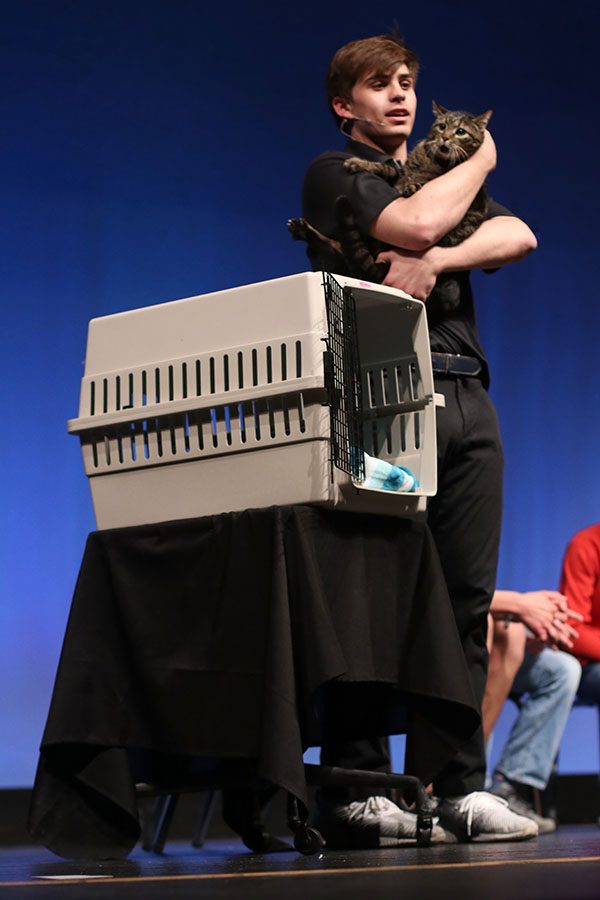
[
  {"xmin": 361, "ymin": 358, "xmax": 425, "ymax": 457},
  {"xmin": 84, "ymin": 341, "xmax": 306, "ymax": 422},
  {"xmin": 86, "ymin": 392, "xmax": 309, "ymax": 471}
]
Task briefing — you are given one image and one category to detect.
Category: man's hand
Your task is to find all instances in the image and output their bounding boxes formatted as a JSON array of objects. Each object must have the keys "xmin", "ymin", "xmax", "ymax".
[
  {"xmin": 517, "ymin": 590, "xmax": 582, "ymax": 650},
  {"xmin": 474, "ymin": 128, "xmax": 497, "ymax": 174},
  {"xmin": 377, "ymin": 246, "xmax": 443, "ymax": 300}
]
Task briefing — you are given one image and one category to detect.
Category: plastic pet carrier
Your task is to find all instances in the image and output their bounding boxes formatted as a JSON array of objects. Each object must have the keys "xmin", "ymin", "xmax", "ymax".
[{"xmin": 68, "ymin": 272, "xmax": 438, "ymax": 529}]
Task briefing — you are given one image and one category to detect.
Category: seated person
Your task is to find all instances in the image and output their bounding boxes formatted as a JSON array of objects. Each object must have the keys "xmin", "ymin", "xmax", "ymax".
[
  {"xmin": 560, "ymin": 523, "xmax": 600, "ymax": 709},
  {"xmin": 483, "ymin": 589, "xmax": 582, "ymax": 832}
]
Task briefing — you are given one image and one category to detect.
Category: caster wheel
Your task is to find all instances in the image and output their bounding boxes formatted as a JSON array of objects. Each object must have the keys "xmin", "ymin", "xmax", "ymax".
[
  {"xmin": 293, "ymin": 826, "xmax": 325, "ymax": 855},
  {"xmin": 416, "ymin": 813, "xmax": 433, "ymax": 847},
  {"xmin": 242, "ymin": 826, "xmax": 273, "ymax": 854}
]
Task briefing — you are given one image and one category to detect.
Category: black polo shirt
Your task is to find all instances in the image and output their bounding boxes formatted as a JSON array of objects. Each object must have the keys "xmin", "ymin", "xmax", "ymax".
[{"xmin": 301, "ymin": 138, "xmax": 515, "ymax": 389}]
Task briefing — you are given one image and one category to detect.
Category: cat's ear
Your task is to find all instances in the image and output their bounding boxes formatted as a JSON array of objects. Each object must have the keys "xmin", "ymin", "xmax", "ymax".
[
  {"xmin": 432, "ymin": 100, "xmax": 448, "ymax": 117},
  {"xmin": 477, "ymin": 109, "xmax": 493, "ymax": 128}
]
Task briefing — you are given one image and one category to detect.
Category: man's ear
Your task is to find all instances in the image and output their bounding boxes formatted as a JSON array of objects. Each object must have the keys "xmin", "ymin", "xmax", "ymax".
[{"xmin": 331, "ymin": 96, "xmax": 354, "ymax": 121}]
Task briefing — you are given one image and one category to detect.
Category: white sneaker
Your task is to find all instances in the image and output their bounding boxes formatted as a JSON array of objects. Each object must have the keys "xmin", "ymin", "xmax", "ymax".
[
  {"xmin": 316, "ymin": 795, "xmax": 457, "ymax": 848},
  {"xmin": 438, "ymin": 791, "xmax": 539, "ymax": 842},
  {"xmin": 490, "ymin": 780, "xmax": 557, "ymax": 834}
]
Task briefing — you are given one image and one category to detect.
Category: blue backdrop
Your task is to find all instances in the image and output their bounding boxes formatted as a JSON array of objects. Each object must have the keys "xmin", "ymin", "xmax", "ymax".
[{"xmin": 2, "ymin": 0, "xmax": 599, "ymax": 787}]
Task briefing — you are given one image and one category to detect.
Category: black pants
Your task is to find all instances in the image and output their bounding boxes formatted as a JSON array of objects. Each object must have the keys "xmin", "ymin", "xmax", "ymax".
[
  {"xmin": 428, "ymin": 375, "xmax": 503, "ymax": 796},
  {"xmin": 320, "ymin": 375, "xmax": 503, "ymax": 801}
]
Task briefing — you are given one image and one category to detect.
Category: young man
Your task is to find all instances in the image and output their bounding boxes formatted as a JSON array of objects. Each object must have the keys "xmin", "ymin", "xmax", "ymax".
[
  {"xmin": 483, "ymin": 589, "xmax": 582, "ymax": 834},
  {"xmin": 301, "ymin": 34, "xmax": 538, "ymax": 845}
]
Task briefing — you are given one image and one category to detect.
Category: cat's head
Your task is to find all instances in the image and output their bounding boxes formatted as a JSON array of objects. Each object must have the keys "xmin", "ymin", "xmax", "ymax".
[{"xmin": 424, "ymin": 101, "xmax": 493, "ymax": 168}]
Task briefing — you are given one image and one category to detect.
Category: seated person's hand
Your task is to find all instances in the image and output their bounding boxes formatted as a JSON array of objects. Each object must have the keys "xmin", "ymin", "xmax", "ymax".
[{"xmin": 519, "ymin": 590, "xmax": 581, "ymax": 650}]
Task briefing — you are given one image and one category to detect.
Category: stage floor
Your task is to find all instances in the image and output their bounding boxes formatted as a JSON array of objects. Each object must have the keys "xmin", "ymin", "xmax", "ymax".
[{"xmin": 2, "ymin": 827, "xmax": 600, "ymax": 899}]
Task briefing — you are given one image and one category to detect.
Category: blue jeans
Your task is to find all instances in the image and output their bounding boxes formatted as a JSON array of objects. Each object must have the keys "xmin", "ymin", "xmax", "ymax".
[
  {"xmin": 494, "ymin": 649, "xmax": 582, "ymax": 790},
  {"xmin": 577, "ymin": 660, "xmax": 600, "ymax": 706}
]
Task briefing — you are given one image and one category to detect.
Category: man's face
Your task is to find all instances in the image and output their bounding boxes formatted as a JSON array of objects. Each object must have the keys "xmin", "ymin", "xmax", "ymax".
[{"xmin": 333, "ymin": 63, "xmax": 417, "ymax": 157}]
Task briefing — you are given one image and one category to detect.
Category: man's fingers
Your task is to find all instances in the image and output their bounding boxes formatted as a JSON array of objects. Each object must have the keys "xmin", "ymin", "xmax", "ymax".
[
  {"xmin": 549, "ymin": 618, "xmax": 577, "ymax": 648},
  {"xmin": 566, "ymin": 608, "xmax": 584, "ymax": 622}
]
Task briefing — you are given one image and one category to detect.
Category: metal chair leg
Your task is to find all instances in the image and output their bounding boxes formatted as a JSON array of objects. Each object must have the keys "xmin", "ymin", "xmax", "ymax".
[
  {"xmin": 150, "ymin": 793, "xmax": 179, "ymax": 854},
  {"xmin": 191, "ymin": 790, "xmax": 218, "ymax": 848},
  {"xmin": 139, "ymin": 796, "xmax": 159, "ymax": 852}
]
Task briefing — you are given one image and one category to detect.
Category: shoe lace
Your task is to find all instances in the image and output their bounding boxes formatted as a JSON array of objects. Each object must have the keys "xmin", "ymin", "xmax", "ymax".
[{"xmin": 456, "ymin": 791, "xmax": 508, "ymax": 838}]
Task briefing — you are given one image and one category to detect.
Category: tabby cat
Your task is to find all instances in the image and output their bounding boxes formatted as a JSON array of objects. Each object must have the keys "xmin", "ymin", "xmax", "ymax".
[{"xmin": 288, "ymin": 101, "xmax": 492, "ymax": 311}]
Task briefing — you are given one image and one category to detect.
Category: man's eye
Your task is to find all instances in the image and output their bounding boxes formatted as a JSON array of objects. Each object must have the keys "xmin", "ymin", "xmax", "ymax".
[{"xmin": 400, "ymin": 80, "xmax": 413, "ymax": 90}]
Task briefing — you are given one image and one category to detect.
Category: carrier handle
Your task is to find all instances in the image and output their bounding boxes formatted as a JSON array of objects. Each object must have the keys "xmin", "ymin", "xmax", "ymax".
[{"xmin": 361, "ymin": 395, "xmax": 432, "ymax": 420}]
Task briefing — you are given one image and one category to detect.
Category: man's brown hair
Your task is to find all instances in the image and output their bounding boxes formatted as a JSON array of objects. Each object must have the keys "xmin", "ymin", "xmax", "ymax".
[{"xmin": 326, "ymin": 34, "xmax": 419, "ymax": 123}]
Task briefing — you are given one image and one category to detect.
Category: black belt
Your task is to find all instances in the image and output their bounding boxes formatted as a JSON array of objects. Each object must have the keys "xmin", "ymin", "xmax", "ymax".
[{"xmin": 431, "ymin": 352, "xmax": 482, "ymax": 377}]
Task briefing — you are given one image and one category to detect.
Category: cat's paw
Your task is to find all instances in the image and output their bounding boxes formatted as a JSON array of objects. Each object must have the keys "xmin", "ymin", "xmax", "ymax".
[
  {"xmin": 343, "ymin": 157, "xmax": 371, "ymax": 174},
  {"xmin": 399, "ymin": 181, "xmax": 422, "ymax": 197},
  {"xmin": 287, "ymin": 218, "xmax": 308, "ymax": 240}
]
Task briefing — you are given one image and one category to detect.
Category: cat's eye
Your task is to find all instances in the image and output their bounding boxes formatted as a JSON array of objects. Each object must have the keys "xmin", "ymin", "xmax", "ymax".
[
  {"xmin": 455, "ymin": 127, "xmax": 467, "ymax": 136},
  {"xmin": 436, "ymin": 123, "xmax": 446, "ymax": 131}
]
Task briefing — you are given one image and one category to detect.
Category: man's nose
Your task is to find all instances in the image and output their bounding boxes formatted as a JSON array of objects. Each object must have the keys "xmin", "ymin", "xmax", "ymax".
[{"xmin": 390, "ymin": 82, "xmax": 406, "ymax": 100}]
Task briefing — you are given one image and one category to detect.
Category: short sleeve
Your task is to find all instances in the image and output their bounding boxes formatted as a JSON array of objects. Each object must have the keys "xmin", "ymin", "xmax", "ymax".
[
  {"xmin": 485, "ymin": 198, "xmax": 516, "ymax": 220},
  {"xmin": 303, "ymin": 152, "xmax": 399, "ymax": 238},
  {"xmin": 347, "ymin": 172, "xmax": 401, "ymax": 233}
]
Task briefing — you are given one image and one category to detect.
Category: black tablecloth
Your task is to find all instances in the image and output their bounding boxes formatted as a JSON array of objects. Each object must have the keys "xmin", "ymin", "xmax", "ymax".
[{"xmin": 28, "ymin": 505, "xmax": 479, "ymax": 858}]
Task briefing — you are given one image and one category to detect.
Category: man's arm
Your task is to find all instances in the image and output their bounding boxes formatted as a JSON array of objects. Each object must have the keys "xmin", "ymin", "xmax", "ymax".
[
  {"xmin": 560, "ymin": 533, "xmax": 600, "ymax": 662},
  {"xmin": 427, "ymin": 216, "xmax": 537, "ymax": 272},
  {"xmin": 483, "ymin": 615, "xmax": 526, "ymax": 740},
  {"xmin": 376, "ymin": 216, "xmax": 537, "ymax": 300},
  {"xmin": 369, "ymin": 131, "xmax": 497, "ymax": 251},
  {"xmin": 491, "ymin": 589, "xmax": 581, "ymax": 650}
]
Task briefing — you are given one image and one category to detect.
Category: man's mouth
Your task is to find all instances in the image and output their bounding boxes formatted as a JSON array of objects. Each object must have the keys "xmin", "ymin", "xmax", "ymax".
[{"xmin": 386, "ymin": 109, "xmax": 409, "ymax": 120}]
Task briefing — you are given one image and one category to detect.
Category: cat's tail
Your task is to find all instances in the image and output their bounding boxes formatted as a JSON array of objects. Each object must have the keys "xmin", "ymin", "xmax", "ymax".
[{"xmin": 335, "ymin": 196, "xmax": 389, "ymax": 283}]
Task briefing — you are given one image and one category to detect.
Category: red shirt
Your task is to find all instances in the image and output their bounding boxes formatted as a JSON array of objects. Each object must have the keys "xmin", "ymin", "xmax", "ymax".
[{"xmin": 560, "ymin": 523, "xmax": 600, "ymax": 663}]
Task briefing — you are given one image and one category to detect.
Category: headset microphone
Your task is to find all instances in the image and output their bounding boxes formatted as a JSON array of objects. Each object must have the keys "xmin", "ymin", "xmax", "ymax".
[
  {"xmin": 339, "ymin": 116, "xmax": 389, "ymax": 137},
  {"xmin": 352, "ymin": 115, "xmax": 388, "ymax": 127}
]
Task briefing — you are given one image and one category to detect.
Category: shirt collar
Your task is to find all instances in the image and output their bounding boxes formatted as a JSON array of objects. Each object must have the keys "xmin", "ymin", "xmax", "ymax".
[{"xmin": 345, "ymin": 138, "xmax": 402, "ymax": 167}]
